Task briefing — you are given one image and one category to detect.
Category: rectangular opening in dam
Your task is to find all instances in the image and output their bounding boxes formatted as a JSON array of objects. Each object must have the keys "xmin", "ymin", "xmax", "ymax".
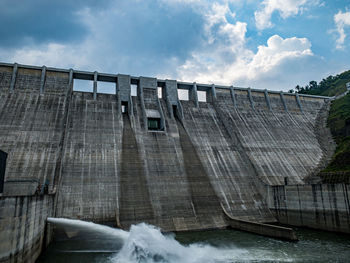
[
  {"xmin": 198, "ymin": 91, "xmax": 207, "ymax": 102},
  {"xmin": 0, "ymin": 150, "xmax": 7, "ymax": 193},
  {"xmin": 73, "ymin": 79, "xmax": 93, "ymax": 92},
  {"xmin": 147, "ymin": 118, "xmax": 161, "ymax": 130},
  {"xmin": 173, "ymin": 105, "xmax": 178, "ymax": 118},
  {"xmin": 158, "ymin": 87, "xmax": 163, "ymax": 98},
  {"xmin": 97, "ymin": 81, "xmax": 116, "ymax": 94},
  {"xmin": 131, "ymin": 84, "xmax": 137, "ymax": 96},
  {"xmin": 178, "ymin": 89, "xmax": 189, "ymax": 101},
  {"xmin": 121, "ymin": 101, "xmax": 128, "ymax": 113}
]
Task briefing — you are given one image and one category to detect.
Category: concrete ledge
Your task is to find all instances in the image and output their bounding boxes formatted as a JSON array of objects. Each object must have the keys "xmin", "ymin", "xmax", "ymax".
[
  {"xmin": 221, "ymin": 204, "xmax": 298, "ymax": 241},
  {"xmin": 3, "ymin": 180, "xmax": 38, "ymax": 196}
]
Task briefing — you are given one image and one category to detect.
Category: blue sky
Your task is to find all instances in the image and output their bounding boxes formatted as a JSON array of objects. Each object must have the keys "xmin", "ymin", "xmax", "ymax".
[{"xmin": 0, "ymin": 0, "xmax": 350, "ymax": 91}]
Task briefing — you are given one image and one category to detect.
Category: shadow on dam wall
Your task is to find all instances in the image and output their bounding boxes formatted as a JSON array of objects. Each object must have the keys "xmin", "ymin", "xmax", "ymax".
[
  {"xmin": 119, "ymin": 113, "xmax": 154, "ymax": 227},
  {"xmin": 175, "ymin": 116, "xmax": 223, "ymax": 227}
]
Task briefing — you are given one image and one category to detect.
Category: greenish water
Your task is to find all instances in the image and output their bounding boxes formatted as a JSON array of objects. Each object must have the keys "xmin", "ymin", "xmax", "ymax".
[{"xmin": 38, "ymin": 220, "xmax": 350, "ymax": 263}]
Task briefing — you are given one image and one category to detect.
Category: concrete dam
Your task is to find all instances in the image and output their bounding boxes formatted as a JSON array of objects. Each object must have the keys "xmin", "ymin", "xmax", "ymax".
[{"xmin": 0, "ymin": 62, "xmax": 349, "ymax": 262}]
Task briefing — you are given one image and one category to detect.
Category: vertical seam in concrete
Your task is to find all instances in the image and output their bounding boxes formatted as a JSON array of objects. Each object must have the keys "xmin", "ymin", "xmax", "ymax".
[
  {"xmin": 138, "ymin": 81, "xmax": 148, "ymax": 130},
  {"xmin": 295, "ymin": 93, "xmax": 303, "ymax": 113},
  {"xmin": 53, "ymin": 69, "xmax": 74, "ymax": 217},
  {"xmin": 156, "ymin": 94, "xmax": 166, "ymax": 131},
  {"xmin": 93, "ymin": 71, "xmax": 98, "ymax": 100},
  {"xmin": 211, "ymin": 84, "xmax": 217, "ymax": 101},
  {"xmin": 296, "ymin": 185, "xmax": 303, "ymax": 225},
  {"xmin": 331, "ymin": 184, "xmax": 340, "ymax": 227},
  {"xmin": 230, "ymin": 86, "xmax": 237, "ymax": 108},
  {"xmin": 128, "ymin": 94, "xmax": 134, "ymax": 117},
  {"xmin": 10, "ymin": 63, "xmax": 18, "ymax": 92},
  {"xmin": 247, "ymin": 88, "xmax": 255, "ymax": 110},
  {"xmin": 279, "ymin": 91, "xmax": 288, "ymax": 112},
  {"xmin": 264, "ymin": 89, "xmax": 272, "ymax": 111},
  {"xmin": 191, "ymin": 82, "xmax": 199, "ymax": 108},
  {"xmin": 177, "ymin": 99, "xmax": 184, "ymax": 121},
  {"xmin": 115, "ymin": 79, "xmax": 121, "ymax": 119},
  {"xmin": 165, "ymin": 81, "xmax": 175, "ymax": 118},
  {"xmin": 40, "ymin": 66, "xmax": 47, "ymax": 94}
]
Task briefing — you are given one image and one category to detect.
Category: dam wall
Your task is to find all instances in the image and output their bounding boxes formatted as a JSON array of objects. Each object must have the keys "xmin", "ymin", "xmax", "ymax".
[
  {"xmin": 0, "ymin": 62, "xmax": 339, "ymax": 262},
  {"xmin": 0, "ymin": 194, "xmax": 54, "ymax": 262},
  {"xmin": 268, "ymin": 184, "xmax": 350, "ymax": 233},
  {"xmin": 0, "ymin": 64, "xmax": 70, "ymax": 195}
]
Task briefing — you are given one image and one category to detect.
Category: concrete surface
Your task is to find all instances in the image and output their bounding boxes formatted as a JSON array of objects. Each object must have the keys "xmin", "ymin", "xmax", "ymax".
[{"xmin": 0, "ymin": 62, "xmax": 347, "ymax": 262}]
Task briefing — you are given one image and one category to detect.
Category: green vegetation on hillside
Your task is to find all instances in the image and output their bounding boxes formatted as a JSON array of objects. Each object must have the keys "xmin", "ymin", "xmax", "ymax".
[
  {"xmin": 293, "ymin": 70, "xmax": 350, "ymax": 183},
  {"xmin": 290, "ymin": 70, "xmax": 350, "ymax": 97},
  {"xmin": 323, "ymin": 93, "xmax": 350, "ymax": 174}
]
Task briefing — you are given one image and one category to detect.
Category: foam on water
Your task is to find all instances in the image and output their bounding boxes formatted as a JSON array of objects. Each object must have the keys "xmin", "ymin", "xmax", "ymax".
[{"xmin": 112, "ymin": 223, "xmax": 234, "ymax": 263}]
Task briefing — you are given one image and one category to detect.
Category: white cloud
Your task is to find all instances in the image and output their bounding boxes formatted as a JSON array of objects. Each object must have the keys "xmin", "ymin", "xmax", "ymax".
[
  {"xmin": 0, "ymin": 0, "xmax": 324, "ymax": 91},
  {"xmin": 247, "ymin": 35, "xmax": 312, "ymax": 75},
  {"xmin": 333, "ymin": 10, "xmax": 350, "ymax": 49},
  {"xmin": 0, "ymin": 43, "xmax": 90, "ymax": 69},
  {"xmin": 176, "ymin": 2, "xmax": 317, "ymax": 90},
  {"xmin": 255, "ymin": 0, "xmax": 309, "ymax": 30}
]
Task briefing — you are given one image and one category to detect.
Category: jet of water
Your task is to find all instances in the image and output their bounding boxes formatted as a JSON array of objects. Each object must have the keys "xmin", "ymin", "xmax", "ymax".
[{"xmin": 47, "ymin": 217, "xmax": 129, "ymax": 241}]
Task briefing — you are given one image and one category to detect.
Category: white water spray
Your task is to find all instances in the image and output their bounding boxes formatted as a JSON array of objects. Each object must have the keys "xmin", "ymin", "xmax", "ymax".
[
  {"xmin": 47, "ymin": 218, "xmax": 292, "ymax": 263},
  {"xmin": 112, "ymin": 223, "xmax": 244, "ymax": 263}
]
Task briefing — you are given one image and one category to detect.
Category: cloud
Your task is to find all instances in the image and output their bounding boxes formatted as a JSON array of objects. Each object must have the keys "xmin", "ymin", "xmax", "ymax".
[
  {"xmin": 0, "ymin": 43, "xmax": 90, "ymax": 69},
  {"xmin": 247, "ymin": 35, "xmax": 313, "ymax": 75},
  {"xmin": 0, "ymin": 0, "xmax": 112, "ymax": 48},
  {"xmin": 0, "ymin": 0, "xmax": 326, "ymax": 91},
  {"xmin": 254, "ymin": 0, "xmax": 310, "ymax": 30},
  {"xmin": 0, "ymin": 0, "xmax": 204, "ymax": 76},
  {"xmin": 333, "ymin": 10, "xmax": 350, "ymax": 49},
  {"xmin": 175, "ymin": 2, "xmax": 317, "ymax": 90}
]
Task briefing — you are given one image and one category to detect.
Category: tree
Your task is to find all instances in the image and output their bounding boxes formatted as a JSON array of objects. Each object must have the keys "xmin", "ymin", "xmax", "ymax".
[{"xmin": 309, "ymin": 80, "xmax": 317, "ymax": 90}]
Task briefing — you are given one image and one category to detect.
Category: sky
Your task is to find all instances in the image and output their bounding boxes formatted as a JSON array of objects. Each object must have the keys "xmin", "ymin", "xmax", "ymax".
[{"xmin": 0, "ymin": 0, "xmax": 350, "ymax": 91}]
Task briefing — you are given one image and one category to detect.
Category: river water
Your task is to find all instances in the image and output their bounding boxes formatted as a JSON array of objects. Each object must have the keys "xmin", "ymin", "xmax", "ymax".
[{"xmin": 38, "ymin": 218, "xmax": 350, "ymax": 263}]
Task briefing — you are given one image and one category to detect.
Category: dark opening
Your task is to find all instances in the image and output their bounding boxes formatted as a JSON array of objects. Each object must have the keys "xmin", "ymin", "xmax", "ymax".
[
  {"xmin": 148, "ymin": 118, "xmax": 161, "ymax": 130},
  {"xmin": 172, "ymin": 105, "xmax": 178, "ymax": 118},
  {"xmin": 0, "ymin": 150, "xmax": 7, "ymax": 193},
  {"xmin": 284, "ymin": 177, "xmax": 288, "ymax": 185},
  {"xmin": 121, "ymin": 101, "xmax": 128, "ymax": 114}
]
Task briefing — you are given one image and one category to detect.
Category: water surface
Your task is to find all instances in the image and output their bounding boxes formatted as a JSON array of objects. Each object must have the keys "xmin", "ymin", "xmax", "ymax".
[{"xmin": 38, "ymin": 219, "xmax": 350, "ymax": 263}]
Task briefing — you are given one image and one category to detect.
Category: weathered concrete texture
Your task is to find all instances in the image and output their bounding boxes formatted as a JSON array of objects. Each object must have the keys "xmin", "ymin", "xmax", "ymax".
[
  {"xmin": 119, "ymin": 114, "xmax": 154, "ymax": 227},
  {"xmin": 0, "ymin": 67, "xmax": 69, "ymax": 195},
  {"xmin": 0, "ymin": 195, "xmax": 54, "ymax": 263},
  {"xmin": 268, "ymin": 184, "xmax": 350, "ymax": 233},
  {"xmin": 56, "ymin": 92, "xmax": 122, "ymax": 221},
  {"xmin": 0, "ymin": 63, "xmax": 345, "ymax": 263},
  {"xmin": 305, "ymin": 100, "xmax": 337, "ymax": 183},
  {"xmin": 127, "ymin": 95, "xmax": 226, "ymax": 231},
  {"xmin": 0, "ymin": 64, "xmax": 339, "ymax": 234},
  {"xmin": 180, "ymin": 98, "xmax": 275, "ymax": 223},
  {"xmin": 216, "ymin": 88, "xmax": 325, "ymax": 186}
]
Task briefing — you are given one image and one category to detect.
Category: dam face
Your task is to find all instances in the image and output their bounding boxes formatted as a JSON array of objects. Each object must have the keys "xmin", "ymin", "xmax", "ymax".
[{"xmin": 0, "ymin": 62, "xmax": 348, "ymax": 261}]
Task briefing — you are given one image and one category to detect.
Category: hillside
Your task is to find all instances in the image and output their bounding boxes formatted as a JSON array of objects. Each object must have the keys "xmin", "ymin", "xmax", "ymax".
[
  {"xmin": 294, "ymin": 70, "xmax": 350, "ymax": 183},
  {"xmin": 295, "ymin": 70, "xmax": 350, "ymax": 97}
]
